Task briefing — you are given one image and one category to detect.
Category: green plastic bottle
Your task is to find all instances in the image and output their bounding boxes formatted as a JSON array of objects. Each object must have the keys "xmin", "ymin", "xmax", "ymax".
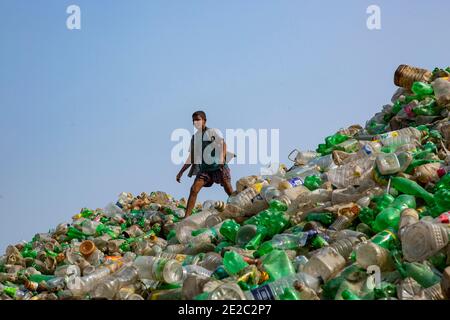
[
  {"xmin": 373, "ymin": 283, "xmax": 397, "ymax": 299},
  {"xmin": 413, "ymin": 98, "xmax": 441, "ymax": 116},
  {"xmin": 268, "ymin": 199, "xmax": 288, "ymax": 212},
  {"xmin": 372, "ymin": 195, "xmax": 416, "ymax": 233},
  {"xmin": 359, "ymin": 207, "xmax": 376, "ymax": 226},
  {"xmin": 402, "ymin": 262, "xmax": 441, "ymax": 288},
  {"xmin": 95, "ymin": 224, "xmax": 117, "ymax": 238},
  {"xmin": 214, "ymin": 241, "xmax": 231, "ymax": 253},
  {"xmin": 431, "ymin": 188, "xmax": 450, "ymax": 216},
  {"xmin": 66, "ymin": 226, "xmax": 87, "ymax": 240},
  {"xmin": 21, "ymin": 248, "xmax": 38, "ymax": 259},
  {"xmin": 368, "ymin": 228, "xmax": 399, "ymax": 251},
  {"xmin": 391, "ymin": 177, "xmax": 435, "ymax": 205},
  {"xmin": 261, "ymin": 250, "xmax": 295, "ymax": 281},
  {"xmin": 28, "ymin": 274, "xmax": 56, "ymax": 283},
  {"xmin": 316, "ymin": 133, "xmax": 350, "ymax": 155},
  {"xmin": 305, "ymin": 212, "xmax": 334, "ymax": 225},
  {"xmin": 310, "ymin": 235, "xmax": 329, "ymax": 249},
  {"xmin": 245, "ymin": 232, "xmax": 265, "ymax": 250},
  {"xmin": 80, "ymin": 209, "xmax": 94, "ymax": 218},
  {"xmin": 220, "ymin": 220, "xmax": 241, "ymax": 243},
  {"xmin": 372, "ymin": 193, "xmax": 395, "ymax": 213},
  {"xmin": 279, "ymin": 287, "xmax": 301, "ymax": 300},
  {"xmin": 223, "ymin": 251, "xmax": 248, "ymax": 275},
  {"xmin": 341, "ymin": 289, "xmax": 362, "ymax": 300},
  {"xmin": 303, "ymin": 175, "xmax": 323, "ymax": 191},
  {"xmin": 435, "ymin": 173, "xmax": 450, "ymax": 192},
  {"xmin": 405, "ymin": 159, "xmax": 443, "ymax": 174},
  {"xmin": 243, "ymin": 201, "xmax": 290, "ymax": 239},
  {"xmin": 411, "ymin": 82, "xmax": 434, "ymax": 97}
]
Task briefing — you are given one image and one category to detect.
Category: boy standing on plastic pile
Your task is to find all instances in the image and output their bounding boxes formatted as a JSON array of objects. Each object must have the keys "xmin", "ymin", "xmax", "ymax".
[{"xmin": 176, "ymin": 110, "xmax": 234, "ymax": 216}]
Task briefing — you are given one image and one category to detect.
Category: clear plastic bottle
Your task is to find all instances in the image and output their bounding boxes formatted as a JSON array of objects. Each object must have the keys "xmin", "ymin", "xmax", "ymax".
[
  {"xmin": 375, "ymin": 127, "xmax": 425, "ymax": 147},
  {"xmin": 329, "ymin": 236, "xmax": 365, "ymax": 261},
  {"xmin": 115, "ymin": 283, "xmax": 141, "ymax": 300},
  {"xmin": 199, "ymin": 252, "xmax": 223, "ymax": 271},
  {"xmin": 355, "ymin": 242, "xmax": 394, "ymax": 272},
  {"xmin": 54, "ymin": 264, "xmax": 81, "ymax": 278},
  {"xmin": 326, "ymin": 157, "xmax": 375, "ymax": 189},
  {"xmin": 422, "ymin": 283, "xmax": 445, "ymax": 300},
  {"xmin": 307, "ymin": 154, "xmax": 337, "ymax": 171},
  {"xmin": 398, "ymin": 208, "xmax": 419, "ymax": 240},
  {"xmin": 285, "ymin": 165, "xmax": 322, "ymax": 180},
  {"xmin": 92, "ymin": 266, "xmax": 139, "ymax": 299},
  {"xmin": 183, "ymin": 265, "xmax": 213, "ymax": 278},
  {"xmin": 80, "ymin": 220, "xmax": 101, "ymax": 236},
  {"xmin": 329, "ymin": 207, "xmax": 360, "ymax": 231},
  {"xmin": 260, "ymin": 185, "xmax": 281, "ymax": 202},
  {"xmin": 103, "ymin": 202, "xmax": 124, "ymax": 218},
  {"xmin": 302, "ymin": 247, "xmax": 346, "ymax": 282},
  {"xmin": 133, "ymin": 256, "xmax": 183, "ymax": 284},
  {"xmin": 255, "ymin": 232, "xmax": 312, "ymax": 257},
  {"xmin": 288, "ymin": 149, "xmax": 319, "ymax": 166},
  {"xmin": 401, "ymin": 220, "xmax": 449, "ymax": 262},
  {"xmin": 189, "ymin": 221, "xmax": 225, "ymax": 244},
  {"xmin": 204, "ymin": 214, "xmax": 223, "ymax": 228},
  {"xmin": 202, "ymin": 200, "xmax": 224, "ymax": 211},
  {"xmin": 67, "ymin": 259, "xmax": 124, "ymax": 295},
  {"xmin": 227, "ymin": 186, "xmax": 259, "ymax": 210},
  {"xmin": 293, "ymin": 255, "xmax": 309, "ymax": 272},
  {"xmin": 175, "ymin": 210, "xmax": 217, "ymax": 243}
]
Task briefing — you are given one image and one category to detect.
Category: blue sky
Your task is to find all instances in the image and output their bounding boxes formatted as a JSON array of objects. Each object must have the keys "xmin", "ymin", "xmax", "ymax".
[{"xmin": 1, "ymin": 0, "xmax": 449, "ymax": 251}]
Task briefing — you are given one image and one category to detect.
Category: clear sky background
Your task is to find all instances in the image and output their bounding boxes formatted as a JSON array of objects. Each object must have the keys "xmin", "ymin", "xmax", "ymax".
[{"xmin": 1, "ymin": 0, "xmax": 449, "ymax": 252}]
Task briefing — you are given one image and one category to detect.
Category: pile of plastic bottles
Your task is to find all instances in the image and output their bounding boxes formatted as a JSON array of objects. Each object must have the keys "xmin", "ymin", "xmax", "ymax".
[{"xmin": 1, "ymin": 64, "xmax": 450, "ymax": 300}]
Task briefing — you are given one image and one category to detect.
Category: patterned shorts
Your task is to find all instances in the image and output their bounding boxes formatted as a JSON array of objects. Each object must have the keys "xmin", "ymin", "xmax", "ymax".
[{"xmin": 195, "ymin": 167, "xmax": 231, "ymax": 187}]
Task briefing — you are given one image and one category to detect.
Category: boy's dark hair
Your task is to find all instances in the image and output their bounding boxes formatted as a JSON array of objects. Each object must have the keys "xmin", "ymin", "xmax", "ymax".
[{"xmin": 192, "ymin": 110, "xmax": 207, "ymax": 121}]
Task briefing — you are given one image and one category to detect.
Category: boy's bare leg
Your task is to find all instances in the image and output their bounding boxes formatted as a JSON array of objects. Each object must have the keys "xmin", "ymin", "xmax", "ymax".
[
  {"xmin": 223, "ymin": 179, "xmax": 233, "ymax": 196},
  {"xmin": 185, "ymin": 178, "xmax": 207, "ymax": 216}
]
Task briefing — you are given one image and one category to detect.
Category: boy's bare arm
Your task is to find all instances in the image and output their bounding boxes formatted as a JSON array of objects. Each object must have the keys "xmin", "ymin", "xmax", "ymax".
[{"xmin": 176, "ymin": 152, "xmax": 192, "ymax": 183}]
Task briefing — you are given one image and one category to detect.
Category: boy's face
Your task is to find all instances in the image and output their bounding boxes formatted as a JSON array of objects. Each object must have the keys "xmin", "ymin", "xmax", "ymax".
[{"xmin": 193, "ymin": 115, "xmax": 205, "ymax": 130}]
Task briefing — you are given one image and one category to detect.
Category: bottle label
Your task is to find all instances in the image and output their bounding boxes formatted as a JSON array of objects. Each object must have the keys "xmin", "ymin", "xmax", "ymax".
[
  {"xmin": 288, "ymin": 177, "xmax": 303, "ymax": 187},
  {"xmin": 250, "ymin": 285, "xmax": 275, "ymax": 300},
  {"xmin": 362, "ymin": 144, "xmax": 373, "ymax": 155}
]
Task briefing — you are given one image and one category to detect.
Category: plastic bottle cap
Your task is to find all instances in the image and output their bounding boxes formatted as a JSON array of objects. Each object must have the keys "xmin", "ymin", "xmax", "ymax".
[
  {"xmin": 437, "ymin": 168, "xmax": 446, "ymax": 178},
  {"xmin": 79, "ymin": 240, "xmax": 96, "ymax": 257},
  {"xmin": 438, "ymin": 213, "xmax": 450, "ymax": 224}
]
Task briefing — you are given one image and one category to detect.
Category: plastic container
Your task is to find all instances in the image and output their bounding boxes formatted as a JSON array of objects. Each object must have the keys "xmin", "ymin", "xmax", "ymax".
[{"xmin": 376, "ymin": 153, "xmax": 401, "ymax": 175}]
